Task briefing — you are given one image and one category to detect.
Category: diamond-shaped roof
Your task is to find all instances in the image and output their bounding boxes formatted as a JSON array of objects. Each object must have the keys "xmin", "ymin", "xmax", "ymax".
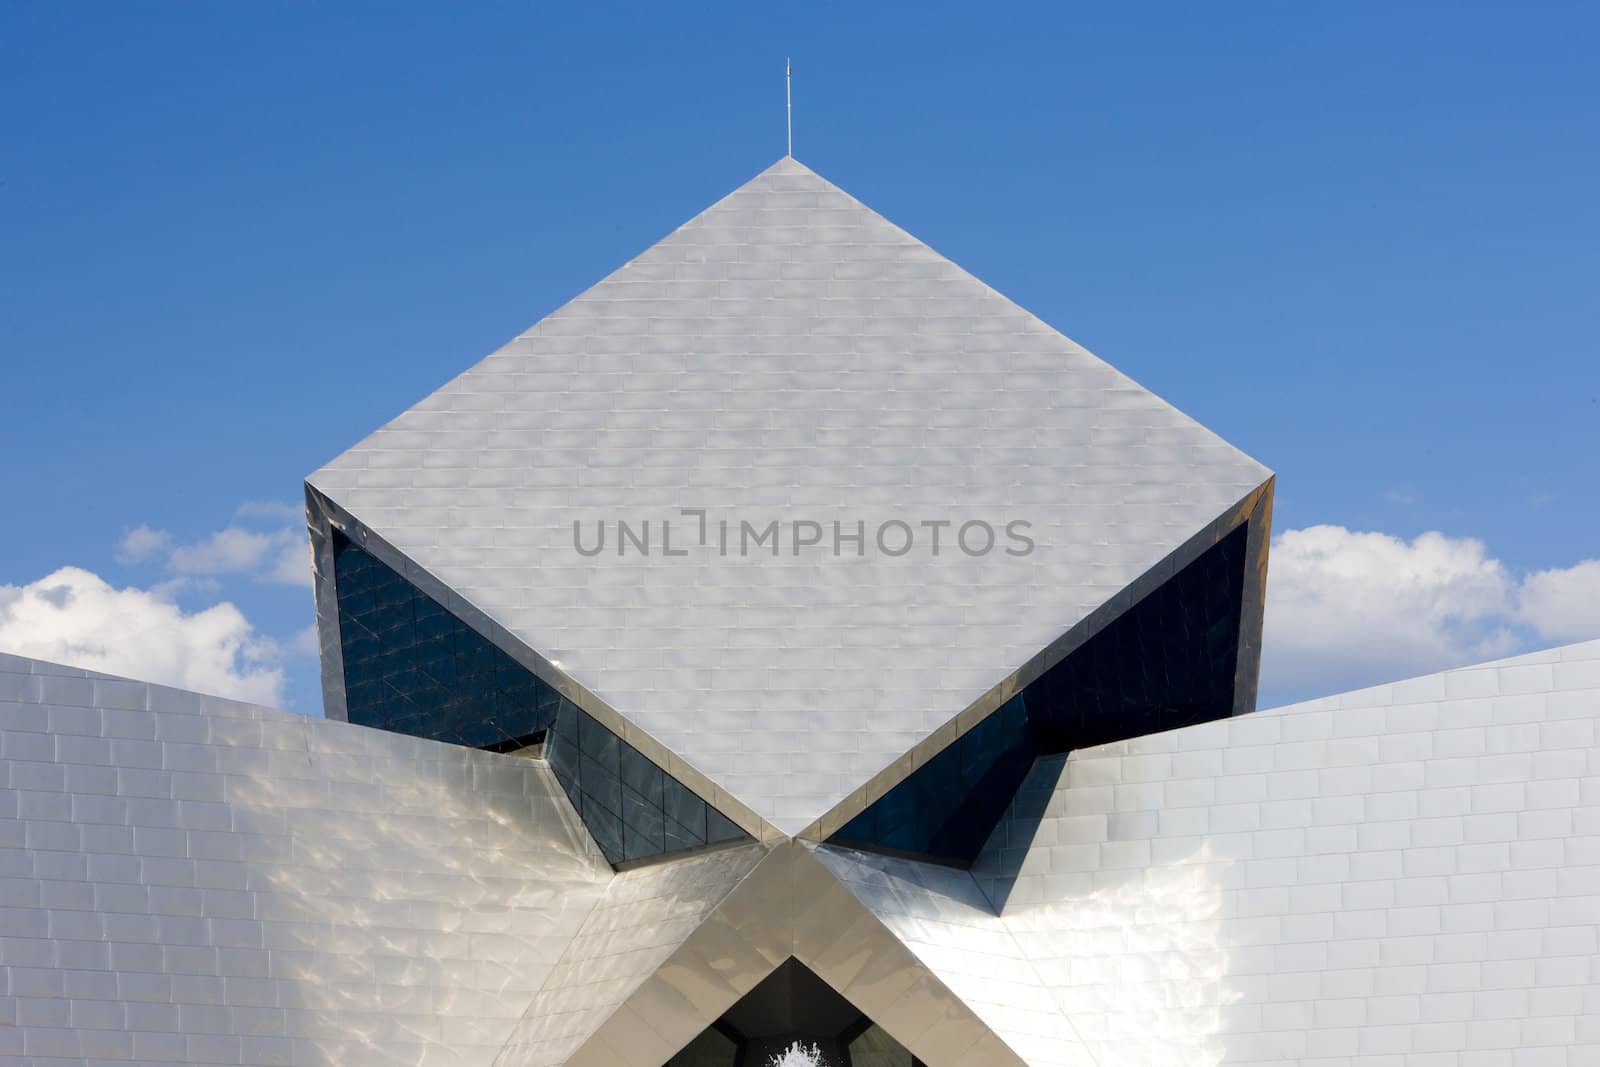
[{"xmin": 308, "ymin": 157, "xmax": 1271, "ymax": 835}]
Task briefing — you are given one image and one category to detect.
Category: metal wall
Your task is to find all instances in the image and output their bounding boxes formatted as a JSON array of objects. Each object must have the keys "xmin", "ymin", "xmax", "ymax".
[
  {"xmin": 974, "ymin": 638, "xmax": 1600, "ymax": 1065},
  {"xmin": 0, "ymin": 652, "xmax": 612, "ymax": 1066},
  {"xmin": 5, "ymin": 638, "xmax": 1597, "ymax": 1065}
]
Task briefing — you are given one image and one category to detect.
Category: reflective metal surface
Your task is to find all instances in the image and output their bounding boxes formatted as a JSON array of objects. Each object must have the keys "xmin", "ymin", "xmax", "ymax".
[
  {"xmin": 304, "ymin": 484, "xmax": 348, "ymax": 724},
  {"xmin": 789, "ymin": 843, "xmax": 1035, "ymax": 1067},
  {"xmin": 812, "ymin": 844, "xmax": 1095, "ymax": 1067},
  {"xmin": 306, "ymin": 156, "xmax": 1273, "ymax": 836},
  {"xmin": 4, "ymin": 638, "xmax": 1598, "ymax": 1064},
  {"xmin": 16, "ymin": 151, "xmax": 1598, "ymax": 1067},
  {"xmin": 550, "ymin": 841, "xmax": 1034, "ymax": 1067},
  {"xmin": 493, "ymin": 841, "xmax": 770, "ymax": 1066},
  {"xmin": 0, "ymin": 651, "xmax": 613, "ymax": 1066},
  {"xmin": 977, "ymin": 639, "xmax": 1600, "ymax": 1066}
]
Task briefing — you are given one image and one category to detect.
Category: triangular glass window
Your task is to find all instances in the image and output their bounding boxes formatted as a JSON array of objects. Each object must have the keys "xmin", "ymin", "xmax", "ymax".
[
  {"xmin": 332, "ymin": 530, "xmax": 748, "ymax": 866},
  {"xmin": 830, "ymin": 522, "xmax": 1250, "ymax": 866}
]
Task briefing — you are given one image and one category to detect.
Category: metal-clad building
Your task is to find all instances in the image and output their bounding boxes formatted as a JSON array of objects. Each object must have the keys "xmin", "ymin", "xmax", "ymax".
[{"xmin": 2, "ymin": 159, "xmax": 1595, "ymax": 1066}]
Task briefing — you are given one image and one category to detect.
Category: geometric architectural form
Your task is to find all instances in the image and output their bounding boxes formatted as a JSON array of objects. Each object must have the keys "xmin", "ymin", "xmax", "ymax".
[
  {"xmin": 5, "ymin": 637, "xmax": 1597, "ymax": 1065},
  {"xmin": 504, "ymin": 838, "xmax": 1058, "ymax": 1067},
  {"xmin": 304, "ymin": 156, "xmax": 1274, "ymax": 840},
  {"xmin": 4, "ymin": 156, "xmax": 1597, "ymax": 1065}
]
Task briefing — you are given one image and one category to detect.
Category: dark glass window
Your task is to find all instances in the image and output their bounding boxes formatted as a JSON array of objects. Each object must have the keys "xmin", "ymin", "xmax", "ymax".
[
  {"xmin": 332, "ymin": 531, "xmax": 748, "ymax": 866},
  {"xmin": 332, "ymin": 530, "xmax": 551, "ymax": 750},
  {"xmin": 830, "ymin": 523, "xmax": 1249, "ymax": 867}
]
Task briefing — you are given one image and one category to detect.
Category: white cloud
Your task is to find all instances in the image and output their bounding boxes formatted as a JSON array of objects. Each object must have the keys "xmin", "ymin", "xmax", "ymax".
[
  {"xmin": 1261, "ymin": 526, "xmax": 1600, "ymax": 703},
  {"xmin": 1262, "ymin": 526, "xmax": 1518, "ymax": 701},
  {"xmin": 165, "ymin": 527, "xmax": 311, "ymax": 588},
  {"xmin": 265, "ymin": 539, "xmax": 314, "ymax": 588},
  {"xmin": 116, "ymin": 525, "xmax": 171, "ymax": 564},
  {"xmin": 0, "ymin": 567, "xmax": 286, "ymax": 705},
  {"xmin": 1518, "ymin": 559, "xmax": 1600, "ymax": 643},
  {"xmin": 119, "ymin": 500, "xmax": 311, "ymax": 589},
  {"xmin": 169, "ymin": 527, "xmax": 287, "ymax": 575}
]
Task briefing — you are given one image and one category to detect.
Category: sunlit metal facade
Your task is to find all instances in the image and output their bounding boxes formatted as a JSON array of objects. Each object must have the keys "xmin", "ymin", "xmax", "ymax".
[{"xmin": 2, "ymin": 158, "xmax": 1596, "ymax": 1066}]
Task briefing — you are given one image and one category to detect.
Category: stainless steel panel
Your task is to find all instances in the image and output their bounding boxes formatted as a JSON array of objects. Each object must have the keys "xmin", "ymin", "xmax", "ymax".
[
  {"xmin": 15, "ymin": 639, "xmax": 1600, "ymax": 1063},
  {"xmin": 0, "ymin": 652, "xmax": 614, "ymax": 1067},
  {"xmin": 492, "ymin": 843, "xmax": 769, "ymax": 1066},
  {"xmin": 533, "ymin": 841, "xmax": 1039, "ymax": 1067},
  {"xmin": 811, "ymin": 844, "xmax": 1093, "ymax": 1067}
]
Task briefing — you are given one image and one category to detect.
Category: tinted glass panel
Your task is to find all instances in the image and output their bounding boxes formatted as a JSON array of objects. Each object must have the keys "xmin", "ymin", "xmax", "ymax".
[
  {"xmin": 830, "ymin": 523, "xmax": 1248, "ymax": 867},
  {"xmin": 333, "ymin": 531, "xmax": 749, "ymax": 866},
  {"xmin": 1027, "ymin": 522, "xmax": 1249, "ymax": 753},
  {"xmin": 333, "ymin": 530, "xmax": 550, "ymax": 750}
]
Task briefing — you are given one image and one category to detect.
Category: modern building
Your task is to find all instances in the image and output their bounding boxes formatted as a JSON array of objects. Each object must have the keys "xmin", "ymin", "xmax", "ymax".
[{"xmin": 2, "ymin": 158, "xmax": 1596, "ymax": 1067}]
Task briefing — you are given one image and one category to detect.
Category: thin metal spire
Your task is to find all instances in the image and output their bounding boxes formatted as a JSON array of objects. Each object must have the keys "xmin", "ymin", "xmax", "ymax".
[{"xmin": 786, "ymin": 58, "xmax": 793, "ymax": 157}]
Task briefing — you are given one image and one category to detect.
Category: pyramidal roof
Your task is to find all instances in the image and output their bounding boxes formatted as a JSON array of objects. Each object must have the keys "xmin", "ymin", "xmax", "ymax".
[{"xmin": 309, "ymin": 157, "xmax": 1272, "ymax": 836}]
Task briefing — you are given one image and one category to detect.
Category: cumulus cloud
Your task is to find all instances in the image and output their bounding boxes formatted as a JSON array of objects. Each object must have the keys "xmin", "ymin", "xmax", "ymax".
[
  {"xmin": 0, "ymin": 567, "xmax": 286, "ymax": 705},
  {"xmin": 1519, "ymin": 559, "xmax": 1600, "ymax": 643},
  {"xmin": 1261, "ymin": 525, "xmax": 1600, "ymax": 703},
  {"xmin": 116, "ymin": 525, "xmax": 171, "ymax": 564}
]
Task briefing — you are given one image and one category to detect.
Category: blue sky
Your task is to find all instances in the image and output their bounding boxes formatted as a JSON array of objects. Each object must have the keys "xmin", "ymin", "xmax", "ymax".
[{"xmin": 3, "ymin": 2, "xmax": 1597, "ymax": 714}]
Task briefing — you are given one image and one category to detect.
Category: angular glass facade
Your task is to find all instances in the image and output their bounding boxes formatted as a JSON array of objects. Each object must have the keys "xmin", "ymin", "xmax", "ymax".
[
  {"xmin": 333, "ymin": 531, "xmax": 749, "ymax": 866},
  {"xmin": 544, "ymin": 691, "xmax": 747, "ymax": 865},
  {"xmin": 332, "ymin": 530, "xmax": 549, "ymax": 749},
  {"xmin": 832, "ymin": 694, "xmax": 1033, "ymax": 866},
  {"xmin": 830, "ymin": 523, "xmax": 1249, "ymax": 866}
]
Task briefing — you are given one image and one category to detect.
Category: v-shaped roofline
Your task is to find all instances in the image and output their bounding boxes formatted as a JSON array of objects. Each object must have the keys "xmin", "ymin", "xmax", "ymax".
[{"xmin": 502, "ymin": 840, "xmax": 1071, "ymax": 1067}]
